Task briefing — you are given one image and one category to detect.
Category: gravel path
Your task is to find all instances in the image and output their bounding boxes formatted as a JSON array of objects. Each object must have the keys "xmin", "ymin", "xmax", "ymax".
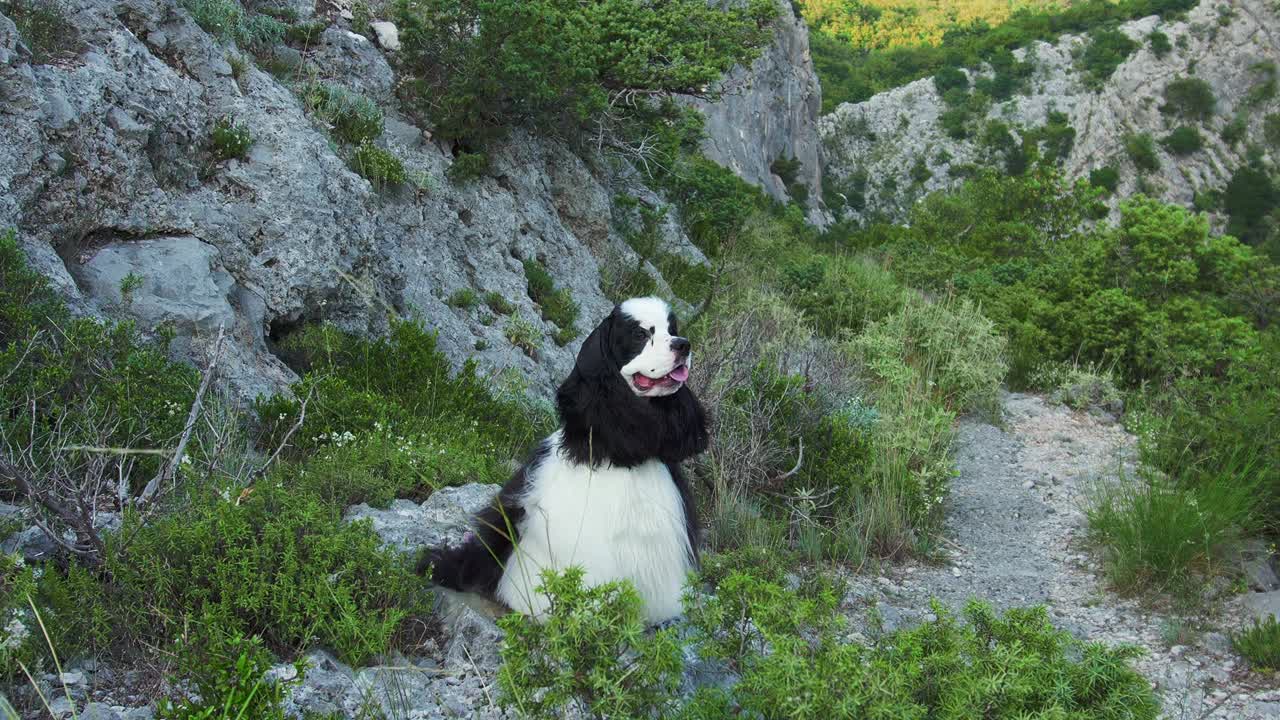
[{"xmin": 840, "ymin": 392, "xmax": 1280, "ymax": 719}]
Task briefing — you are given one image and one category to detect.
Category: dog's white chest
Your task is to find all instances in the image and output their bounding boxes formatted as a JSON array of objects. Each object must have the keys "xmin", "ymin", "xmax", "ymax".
[{"xmin": 495, "ymin": 436, "xmax": 693, "ymax": 623}]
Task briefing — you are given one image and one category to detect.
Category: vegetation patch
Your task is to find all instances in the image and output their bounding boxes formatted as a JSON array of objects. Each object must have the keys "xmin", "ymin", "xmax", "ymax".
[
  {"xmin": 301, "ymin": 82, "xmax": 384, "ymax": 146},
  {"xmin": 1232, "ymin": 616, "xmax": 1280, "ymax": 671},
  {"xmin": 1161, "ymin": 77, "xmax": 1216, "ymax": 121},
  {"xmin": 1123, "ymin": 132, "xmax": 1160, "ymax": 173},
  {"xmin": 522, "ymin": 260, "xmax": 579, "ymax": 345},
  {"xmin": 1161, "ymin": 125, "xmax": 1203, "ymax": 155},
  {"xmin": 210, "ymin": 117, "xmax": 254, "ymax": 162},
  {"xmin": 351, "ymin": 140, "xmax": 406, "ymax": 189},
  {"xmin": 2, "ymin": 0, "xmax": 79, "ymax": 63}
]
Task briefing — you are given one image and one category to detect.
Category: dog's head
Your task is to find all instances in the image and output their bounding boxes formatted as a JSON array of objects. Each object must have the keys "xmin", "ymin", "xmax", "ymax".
[
  {"xmin": 556, "ymin": 297, "xmax": 708, "ymax": 467},
  {"xmin": 576, "ymin": 297, "xmax": 692, "ymax": 398}
]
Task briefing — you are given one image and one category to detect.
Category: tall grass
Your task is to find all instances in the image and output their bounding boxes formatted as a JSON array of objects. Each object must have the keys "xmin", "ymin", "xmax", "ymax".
[{"xmin": 1086, "ymin": 458, "xmax": 1265, "ymax": 603}]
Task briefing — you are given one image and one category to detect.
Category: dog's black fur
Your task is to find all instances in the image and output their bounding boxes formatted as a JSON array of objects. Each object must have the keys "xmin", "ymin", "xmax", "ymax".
[{"xmin": 423, "ymin": 304, "xmax": 709, "ymax": 598}]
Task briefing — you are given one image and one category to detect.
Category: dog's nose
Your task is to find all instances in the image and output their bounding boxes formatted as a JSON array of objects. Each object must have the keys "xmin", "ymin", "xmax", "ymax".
[{"xmin": 670, "ymin": 337, "xmax": 690, "ymax": 356}]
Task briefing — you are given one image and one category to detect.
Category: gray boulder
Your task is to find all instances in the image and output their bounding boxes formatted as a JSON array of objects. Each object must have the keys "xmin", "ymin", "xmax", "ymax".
[{"xmin": 344, "ymin": 483, "xmax": 502, "ymax": 553}]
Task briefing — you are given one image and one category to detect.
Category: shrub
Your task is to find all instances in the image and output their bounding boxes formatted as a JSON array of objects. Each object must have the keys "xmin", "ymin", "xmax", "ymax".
[
  {"xmin": 257, "ymin": 320, "xmax": 550, "ymax": 463},
  {"xmin": 1232, "ymin": 616, "xmax": 1280, "ymax": 670},
  {"xmin": 1080, "ymin": 28, "xmax": 1138, "ymax": 86},
  {"xmin": 484, "ymin": 290, "xmax": 514, "ymax": 315},
  {"xmin": 1148, "ymin": 29, "xmax": 1172, "ymax": 57},
  {"xmin": 1161, "ymin": 77, "xmax": 1216, "ymax": 120},
  {"xmin": 1036, "ymin": 361, "xmax": 1123, "ymax": 412},
  {"xmin": 1087, "ymin": 467, "xmax": 1263, "ymax": 603},
  {"xmin": 446, "ymin": 152, "xmax": 489, "ymax": 183},
  {"xmin": 1124, "ymin": 132, "xmax": 1160, "ymax": 173},
  {"xmin": 351, "ymin": 141, "xmax": 405, "ymax": 189},
  {"xmin": 1090, "ymin": 165, "xmax": 1121, "ymax": 193},
  {"xmin": 157, "ymin": 633, "xmax": 294, "ymax": 719},
  {"xmin": 505, "ymin": 314, "xmax": 541, "ymax": 357},
  {"xmin": 683, "ymin": 566, "xmax": 1160, "ymax": 720},
  {"xmin": 109, "ymin": 481, "xmax": 428, "ymax": 664},
  {"xmin": 933, "ymin": 66, "xmax": 969, "ymax": 95},
  {"xmin": 497, "ymin": 568, "xmax": 683, "ymax": 718},
  {"xmin": 656, "ymin": 155, "xmax": 765, "ymax": 258},
  {"xmin": 1265, "ymin": 113, "xmax": 1280, "ymax": 148},
  {"xmin": 1162, "ymin": 125, "xmax": 1203, "ymax": 155},
  {"xmin": 654, "ymin": 253, "xmax": 714, "ymax": 304},
  {"xmin": 393, "ymin": 0, "xmax": 777, "ymax": 146},
  {"xmin": 301, "ymin": 83, "xmax": 384, "ymax": 146},
  {"xmin": 521, "ymin": 260, "xmax": 579, "ymax": 342},
  {"xmin": 446, "ymin": 287, "xmax": 479, "ymax": 309},
  {"xmin": 210, "ymin": 117, "xmax": 254, "ymax": 161},
  {"xmin": 1224, "ymin": 163, "xmax": 1279, "ymax": 247},
  {"xmin": 181, "ymin": 0, "xmax": 286, "ymax": 47},
  {"xmin": 909, "ymin": 155, "xmax": 932, "ymax": 184},
  {"xmin": 283, "ymin": 19, "xmax": 326, "ymax": 46},
  {"xmin": 2, "ymin": 0, "xmax": 79, "ymax": 63}
]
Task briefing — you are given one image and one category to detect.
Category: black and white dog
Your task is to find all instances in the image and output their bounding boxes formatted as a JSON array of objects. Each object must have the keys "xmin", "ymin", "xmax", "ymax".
[{"xmin": 426, "ymin": 297, "xmax": 708, "ymax": 623}]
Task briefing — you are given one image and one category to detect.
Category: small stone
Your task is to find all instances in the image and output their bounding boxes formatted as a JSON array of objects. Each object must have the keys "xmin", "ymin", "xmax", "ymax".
[
  {"xmin": 951, "ymin": 567, "xmax": 962, "ymax": 577},
  {"xmin": 1169, "ymin": 645, "xmax": 1186, "ymax": 659},
  {"xmin": 370, "ymin": 21, "xmax": 400, "ymax": 51},
  {"xmin": 1022, "ymin": 480, "xmax": 1035, "ymax": 490},
  {"xmin": 59, "ymin": 670, "xmax": 86, "ymax": 686}
]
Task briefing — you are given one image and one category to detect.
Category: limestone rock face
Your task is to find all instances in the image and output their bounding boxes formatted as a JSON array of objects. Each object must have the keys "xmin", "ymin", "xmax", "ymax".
[
  {"xmin": 820, "ymin": 0, "xmax": 1280, "ymax": 224},
  {"xmin": 695, "ymin": 0, "xmax": 831, "ymax": 227},
  {"xmin": 1, "ymin": 0, "xmax": 827, "ymax": 404}
]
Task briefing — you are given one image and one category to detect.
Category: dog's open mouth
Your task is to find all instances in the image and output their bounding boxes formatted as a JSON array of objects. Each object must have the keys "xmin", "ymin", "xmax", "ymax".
[{"xmin": 632, "ymin": 364, "xmax": 689, "ymax": 390}]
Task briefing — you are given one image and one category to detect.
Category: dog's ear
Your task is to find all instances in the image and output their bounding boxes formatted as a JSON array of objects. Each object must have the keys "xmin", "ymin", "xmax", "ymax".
[
  {"xmin": 573, "ymin": 305, "xmax": 619, "ymax": 380},
  {"xmin": 657, "ymin": 385, "xmax": 710, "ymax": 464}
]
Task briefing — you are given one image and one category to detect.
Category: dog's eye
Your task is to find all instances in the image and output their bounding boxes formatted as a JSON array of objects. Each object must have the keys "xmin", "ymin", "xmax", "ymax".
[{"xmin": 635, "ymin": 326, "xmax": 654, "ymax": 341}]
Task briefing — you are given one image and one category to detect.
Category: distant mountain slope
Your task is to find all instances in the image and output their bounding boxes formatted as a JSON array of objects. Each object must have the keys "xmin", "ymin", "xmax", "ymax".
[{"xmin": 819, "ymin": 0, "xmax": 1280, "ymax": 235}]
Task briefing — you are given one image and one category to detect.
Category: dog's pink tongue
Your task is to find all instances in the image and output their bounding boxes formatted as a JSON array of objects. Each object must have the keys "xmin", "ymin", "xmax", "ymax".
[
  {"xmin": 634, "ymin": 373, "xmax": 657, "ymax": 389},
  {"xmin": 669, "ymin": 365, "xmax": 689, "ymax": 383}
]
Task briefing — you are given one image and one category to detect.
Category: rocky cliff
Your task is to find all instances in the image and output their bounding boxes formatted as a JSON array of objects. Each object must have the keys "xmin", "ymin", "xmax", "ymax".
[
  {"xmin": 820, "ymin": 0, "xmax": 1280, "ymax": 224},
  {"xmin": 694, "ymin": 2, "xmax": 831, "ymax": 227},
  {"xmin": 0, "ymin": 0, "xmax": 825, "ymax": 404}
]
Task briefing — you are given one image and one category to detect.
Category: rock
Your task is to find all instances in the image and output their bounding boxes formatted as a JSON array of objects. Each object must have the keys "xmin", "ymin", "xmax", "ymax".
[
  {"xmin": 312, "ymin": 28, "xmax": 395, "ymax": 102},
  {"xmin": 692, "ymin": 0, "xmax": 830, "ymax": 226},
  {"xmin": 369, "ymin": 21, "xmax": 399, "ymax": 51},
  {"xmin": 1242, "ymin": 590, "xmax": 1280, "ymax": 623},
  {"xmin": 434, "ymin": 587, "xmax": 506, "ymax": 670},
  {"xmin": 1236, "ymin": 540, "xmax": 1280, "ymax": 592},
  {"xmin": 344, "ymin": 483, "xmax": 502, "ymax": 553},
  {"xmin": 1021, "ymin": 480, "xmax": 1036, "ymax": 490},
  {"xmin": 49, "ymin": 697, "xmax": 78, "ymax": 719},
  {"xmin": 81, "ymin": 704, "xmax": 123, "ymax": 720},
  {"xmin": 59, "ymin": 670, "xmax": 87, "ymax": 686}
]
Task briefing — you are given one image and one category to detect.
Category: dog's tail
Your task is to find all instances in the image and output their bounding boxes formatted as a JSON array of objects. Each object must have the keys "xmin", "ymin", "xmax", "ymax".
[{"xmin": 419, "ymin": 505, "xmax": 521, "ymax": 594}]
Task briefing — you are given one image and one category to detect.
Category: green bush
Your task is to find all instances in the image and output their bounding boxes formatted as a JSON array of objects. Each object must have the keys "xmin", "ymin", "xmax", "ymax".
[
  {"xmin": 0, "ymin": 231, "xmax": 197, "ymax": 488},
  {"xmin": 1232, "ymin": 616, "xmax": 1280, "ymax": 670},
  {"xmin": 1161, "ymin": 125, "xmax": 1203, "ymax": 155},
  {"xmin": 484, "ymin": 291, "xmax": 515, "ymax": 315},
  {"xmin": 1124, "ymin": 132, "xmax": 1160, "ymax": 173},
  {"xmin": 351, "ymin": 141, "xmax": 405, "ymax": 189},
  {"xmin": 158, "ymin": 633, "xmax": 294, "ymax": 720},
  {"xmin": 393, "ymin": 0, "xmax": 776, "ymax": 145},
  {"xmin": 1224, "ymin": 163, "xmax": 1279, "ymax": 247},
  {"xmin": 504, "ymin": 314, "xmax": 542, "ymax": 357},
  {"xmin": 1148, "ymin": 29, "xmax": 1172, "ymax": 57},
  {"xmin": 1161, "ymin": 77, "xmax": 1216, "ymax": 120},
  {"xmin": 933, "ymin": 66, "xmax": 969, "ymax": 95},
  {"xmin": 446, "ymin": 287, "xmax": 479, "ymax": 309},
  {"xmin": 257, "ymin": 320, "xmax": 550, "ymax": 464},
  {"xmin": 181, "ymin": 0, "xmax": 286, "ymax": 47},
  {"xmin": 522, "ymin": 260, "xmax": 579, "ymax": 343},
  {"xmin": 1081, "ymin": 28, "xmax": 1139, "ymax": 85},
  {"xmin": 1087, "ymin": 468, "xmax": 1263, "ymax": 603},
  {"xmin": 109, "ymin": 481, "xmax": 428, "ymax": 664},
  {"xmin": 1265, "ymin": 113, "xmax": 1280, "ymax": 148},
  {"xmin": 497, "ymin": 568, "xmax": 683, "ymax": 718},
  {"xmin": 1, "ymin": 553, "xmax": 110, "ymax": 682},
  {"xmin": 301, "ymin": 82, "xmax": 384, "ymax": 146},
  {"xmin": 1090, "ymin": 165, "xmax": 1121, "ymax": 193},
  {"xmin": 683, "ymin": 566, "xmax": 1159, "ymax": 720},
  {"xmin": 2, "ymin": 0, "xmax": 79, "ymax": 63},
  {"xmin": 446, "ymin": 152, "xmax": 489, "ymax": 183},
  {"xmin": 283, "ymin": 19, "xmax": 326, "ymax": 46},
  {"xmin": 211, "ymin": 117, "xmax": 254, "ymax": 161},
  {"xmin": 654, "ymin": 253, "xmax": 713, "ymax": 304}
]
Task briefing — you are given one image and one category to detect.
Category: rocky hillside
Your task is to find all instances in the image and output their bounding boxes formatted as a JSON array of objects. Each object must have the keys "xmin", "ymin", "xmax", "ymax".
[
  {"xmin": 0, "ymin": 0, "xmax": 824, "ymax": 404},
  {"xmin": 820, "ymin": 0, "xmax": 1280, "ymax": 224}
]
